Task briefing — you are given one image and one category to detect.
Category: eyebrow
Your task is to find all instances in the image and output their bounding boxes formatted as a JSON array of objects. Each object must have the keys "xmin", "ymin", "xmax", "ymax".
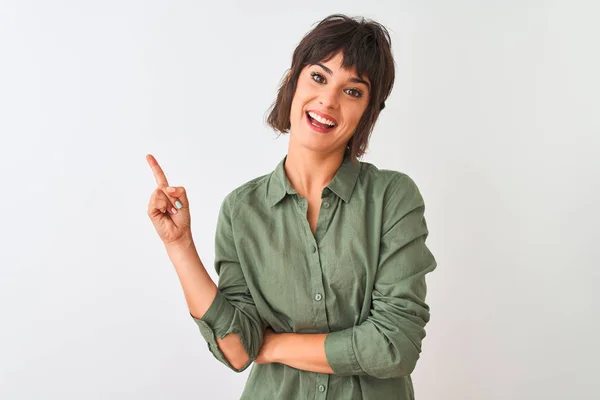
[{"xmin": 316, "ymin": 63, "xmax": 371, "ymax": 91}]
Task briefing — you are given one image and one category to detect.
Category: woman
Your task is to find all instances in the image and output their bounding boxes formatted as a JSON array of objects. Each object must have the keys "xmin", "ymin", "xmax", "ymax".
[{"xmin": 146, "ymin": 14, "xmax": 437, "ymax": 399}]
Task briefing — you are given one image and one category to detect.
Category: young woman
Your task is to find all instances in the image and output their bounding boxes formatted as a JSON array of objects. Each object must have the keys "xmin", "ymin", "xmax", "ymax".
[{"xmin": 147, "ymin": 14, "xmax": 437, "ymax": 400}]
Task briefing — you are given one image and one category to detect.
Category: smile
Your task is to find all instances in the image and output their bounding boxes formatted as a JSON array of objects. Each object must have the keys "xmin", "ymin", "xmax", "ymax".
[{"xmin": 305, "ymin": 111, "xmax": 337, "ymax": 133}]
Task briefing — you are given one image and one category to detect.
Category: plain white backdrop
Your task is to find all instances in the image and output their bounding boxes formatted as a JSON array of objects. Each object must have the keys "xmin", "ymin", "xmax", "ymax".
[{"xmin": 1, "ymin": 1, "xmax": 598, "ymax": 399}]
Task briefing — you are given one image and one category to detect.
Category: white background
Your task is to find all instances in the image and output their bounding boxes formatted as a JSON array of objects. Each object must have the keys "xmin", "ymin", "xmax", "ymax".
[{"xmin": 1, "ymin": 1, "xmax": 598, "ymax": 399}]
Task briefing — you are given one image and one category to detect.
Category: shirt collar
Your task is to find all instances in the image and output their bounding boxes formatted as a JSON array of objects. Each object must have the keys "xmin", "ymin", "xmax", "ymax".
[{"xmin": 267, "ymin": 152, "xmax": 361, "ymax": 207}]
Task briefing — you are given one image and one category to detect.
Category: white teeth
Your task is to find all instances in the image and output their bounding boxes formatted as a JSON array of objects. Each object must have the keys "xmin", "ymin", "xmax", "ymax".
[{"xmin": 308, "ymin": 111, "xmax": 336, "ymax": 127}]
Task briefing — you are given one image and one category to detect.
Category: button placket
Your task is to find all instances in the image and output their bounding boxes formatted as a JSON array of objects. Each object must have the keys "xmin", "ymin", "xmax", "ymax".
[
  {"xmin": 315, "ymin": 379, "xmax": 329, "ymax": 398},
  {"xmin": 298, "ymin": 198, "xmax": 307, "ymax": 213}
]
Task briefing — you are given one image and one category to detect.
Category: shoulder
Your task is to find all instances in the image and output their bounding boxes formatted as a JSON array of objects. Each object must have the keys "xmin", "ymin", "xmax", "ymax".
[
  {"xmin": 357, "ymin": 161, "xmax": 424, "ymax": 208},
  {"xmin": 219, "ymin": 173, "xmax": 271, "ymax": 215}
]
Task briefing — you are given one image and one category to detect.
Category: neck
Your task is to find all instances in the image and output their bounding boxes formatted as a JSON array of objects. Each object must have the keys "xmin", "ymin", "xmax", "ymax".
[{"xmin": 284, "ymin": 145, "xmax": 346, "ymax": 199}]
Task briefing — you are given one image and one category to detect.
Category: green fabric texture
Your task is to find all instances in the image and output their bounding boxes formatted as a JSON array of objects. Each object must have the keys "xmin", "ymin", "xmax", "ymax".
[{"xmin": 191, "ymin": 153, "xmax": 437, "ymax": 399}]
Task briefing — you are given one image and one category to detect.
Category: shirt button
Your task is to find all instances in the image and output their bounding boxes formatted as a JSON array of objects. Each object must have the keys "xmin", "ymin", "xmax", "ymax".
[
  {"xmin": 318, "ymin": 384, "xmax": 326, "ymax": 392},
  {"xmin": 311, "ymin": 245, "xmax": 317, "ymax": 253},
  {"xmin": 315, "ymin": 293, "xmax": 322, "ymax": 301},
  {"xmin": 322, "ymin": 201, "xmax": 330, "ymax": 208}
]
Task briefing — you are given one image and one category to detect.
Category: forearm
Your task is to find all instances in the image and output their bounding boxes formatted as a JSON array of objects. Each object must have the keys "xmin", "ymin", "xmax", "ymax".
[
  {"xmin": 165, "ymin": 238, "xmax": 249, "ymax": 369},
  {"xmin": 165, "ymin": 237, "xmax": 218, "ymax": 317},
  {"xmin": 271, "ymin": 333, "xmax": 334, "ymax": 374}
]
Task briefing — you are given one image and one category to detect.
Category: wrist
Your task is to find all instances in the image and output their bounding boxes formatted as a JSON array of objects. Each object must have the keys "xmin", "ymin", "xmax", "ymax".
[
  {"xmin": 268, "ymin": 332, "xmax": 288, "ymax": 364},
  {"xmin": 164, "ymin": 236, "xmax": 198, "ymax": 266},
  {"xmin": 165, "ymin": 234, "xmax": 194, "ymax": 252}
]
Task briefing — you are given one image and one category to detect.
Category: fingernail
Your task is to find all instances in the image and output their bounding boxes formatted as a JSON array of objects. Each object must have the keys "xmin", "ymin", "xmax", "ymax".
[
  {"xmin": 175, "ymin": 200, "xmax": 182, "ymax": 209},
  {"xmin": 167, "ymin": 187, "xmax": 176, "ymax": 192},
  {"xmin": 171, "ymin": 207, "xmax": 177, "ymax": 214}
]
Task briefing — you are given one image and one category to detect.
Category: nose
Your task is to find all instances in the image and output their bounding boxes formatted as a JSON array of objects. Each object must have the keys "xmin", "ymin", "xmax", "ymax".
[{"xmin": 318, "ymin": 86, "xmax": 340, "ymax": 110}]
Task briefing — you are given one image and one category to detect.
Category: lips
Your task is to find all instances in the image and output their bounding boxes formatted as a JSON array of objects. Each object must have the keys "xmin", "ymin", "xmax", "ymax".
[
  {"xmin": 305, "ymin": 110, "xmax": 338, "ymax": 133},
  {"xmin": 307, "ymin": 110, "xmax": 338, "ymax": 126},
  {"xmin": 305, "ymin": 112, "xmax": 333, "ymax": 133}
]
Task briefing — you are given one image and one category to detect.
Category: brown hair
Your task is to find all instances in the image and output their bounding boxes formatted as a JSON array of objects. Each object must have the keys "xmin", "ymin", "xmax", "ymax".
[{"xmin": 266, "ymin": 14, "xmax": 395, "ymax": 160}]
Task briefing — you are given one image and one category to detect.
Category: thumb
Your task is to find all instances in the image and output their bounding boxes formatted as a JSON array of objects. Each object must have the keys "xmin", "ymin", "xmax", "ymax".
[{"xmin": 166, "ymin": 186, "xmax": 189, "ymax": 209}]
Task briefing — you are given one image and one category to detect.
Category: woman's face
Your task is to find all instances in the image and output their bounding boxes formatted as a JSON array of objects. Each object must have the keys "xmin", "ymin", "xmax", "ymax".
[{"xmin": 288, "ymin": 52, "xmax": 371, "ymax": 156}]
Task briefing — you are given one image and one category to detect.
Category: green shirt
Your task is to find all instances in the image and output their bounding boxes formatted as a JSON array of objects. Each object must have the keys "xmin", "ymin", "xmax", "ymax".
[{"xmin": 192, "ymin": 153, "xmax": 437, "ymax": 399}]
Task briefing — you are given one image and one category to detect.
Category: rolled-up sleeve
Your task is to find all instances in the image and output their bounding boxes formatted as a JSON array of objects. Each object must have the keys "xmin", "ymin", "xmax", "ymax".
[
  {"xmin": 191, "ymin": 192, "xmax": 266, "ymax": 372},
  {"xmin": 324, "ymin": 173, "xmax": 437, "ymax": 379}
]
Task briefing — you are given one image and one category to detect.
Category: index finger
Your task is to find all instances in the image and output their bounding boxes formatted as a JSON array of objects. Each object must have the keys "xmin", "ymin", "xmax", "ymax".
[{"xmin": 146, "ymin": 154, "xmax": 169, "ymax": 187}]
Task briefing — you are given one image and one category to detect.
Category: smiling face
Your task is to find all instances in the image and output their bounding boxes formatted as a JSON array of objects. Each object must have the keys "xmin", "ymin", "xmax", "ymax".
[{"xmin": 288, "ymin": 51, "xmax": 371, "ymax": 157}]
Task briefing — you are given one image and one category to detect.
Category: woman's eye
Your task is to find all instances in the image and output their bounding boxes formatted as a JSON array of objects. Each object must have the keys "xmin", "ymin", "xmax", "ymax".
[
  {"xmin": 310, "ymin": 72, "xmax": 362, "ymax": 98},
  {"xmin": 345, "ymin": 88, "xmax": 363, "ymax": 98},
  {"xmin": 311, "ymin": 72, "xmax": 325, "ymax": 84}
]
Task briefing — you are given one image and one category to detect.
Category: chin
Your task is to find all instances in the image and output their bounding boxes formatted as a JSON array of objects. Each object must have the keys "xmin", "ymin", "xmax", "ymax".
[
  {"xmin": 290, "ymin": 120, "xmax": 348, "ymax": 153},
  {"xmin": 298, "ymin": 135, "xmax": 344, "ymax": 156}
]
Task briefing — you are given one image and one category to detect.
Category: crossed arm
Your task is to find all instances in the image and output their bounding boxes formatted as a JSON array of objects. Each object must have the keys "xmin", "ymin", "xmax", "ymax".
[{"xmin": 254, "ymin": 329, "xmax": 333, "ymax": 373}]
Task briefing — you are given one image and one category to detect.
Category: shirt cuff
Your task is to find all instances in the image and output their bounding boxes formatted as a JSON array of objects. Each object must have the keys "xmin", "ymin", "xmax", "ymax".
[
  {"xmin": 190, "ymin": 289, "xmax": 246, "ymax": 371},
  {"xmin": 324, "ymin": 328, "xmax": 363, "ymax": 376}
]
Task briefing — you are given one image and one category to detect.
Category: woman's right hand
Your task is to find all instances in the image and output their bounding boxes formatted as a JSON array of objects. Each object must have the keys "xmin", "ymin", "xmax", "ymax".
[{"xmin": 146, "ymin": 154, "xmax": 192, "ymax": 247}]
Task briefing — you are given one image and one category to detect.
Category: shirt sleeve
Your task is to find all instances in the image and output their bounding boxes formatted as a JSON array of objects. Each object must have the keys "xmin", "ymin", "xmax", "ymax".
[
  {"xmin": 324, "ymin": 173, "xmax": 437, "ymax": 379},
  {"xmin": 190, "ymin": 191, "xmax": 266, "ymax": 372}
]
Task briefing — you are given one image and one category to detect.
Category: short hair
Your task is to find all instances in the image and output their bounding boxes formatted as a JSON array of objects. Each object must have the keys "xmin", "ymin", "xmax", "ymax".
[{"xmin": 266, "ymin": 14, "xmax": 395, "ymax": 160}]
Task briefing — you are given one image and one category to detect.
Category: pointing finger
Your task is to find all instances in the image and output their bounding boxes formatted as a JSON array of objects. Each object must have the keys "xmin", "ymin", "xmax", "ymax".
[{"xmin": 146, "ymin": 154, "xmax": 169, "ymax": 187}]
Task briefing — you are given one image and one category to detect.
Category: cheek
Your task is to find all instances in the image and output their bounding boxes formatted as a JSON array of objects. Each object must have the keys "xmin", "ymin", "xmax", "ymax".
[
  {"xmin": 290, "ymin": 90, "xmax": 310, "ymax": 118},
  {"xmin": 290, "ymin": 87, "xmax": 303, "ymax": 110},
  {"xmin": 344, "ymin": 106, "xmax": 366, "ymax": 132}
]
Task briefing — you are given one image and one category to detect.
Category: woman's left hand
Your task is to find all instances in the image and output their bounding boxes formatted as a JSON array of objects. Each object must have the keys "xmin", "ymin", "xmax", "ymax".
[{"xmin": 255, "ymin": 328, "xmax": 278, "ymax": 364}]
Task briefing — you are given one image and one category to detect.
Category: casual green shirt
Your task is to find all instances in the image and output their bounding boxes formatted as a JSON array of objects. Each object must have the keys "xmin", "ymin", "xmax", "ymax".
[{"xmin": 191, "ymin": 153, "xmax": 437, "ymax": 399}]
